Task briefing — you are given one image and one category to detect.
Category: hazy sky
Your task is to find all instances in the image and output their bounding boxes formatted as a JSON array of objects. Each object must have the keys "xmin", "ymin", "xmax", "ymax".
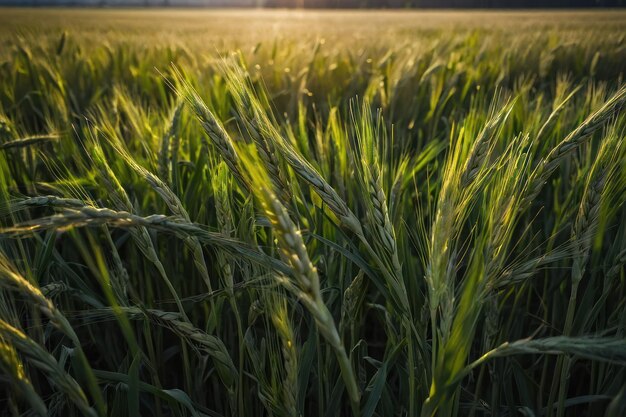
[{"xmin": 0, "ymin": 0, "xmax": 623, "ymax": 7}]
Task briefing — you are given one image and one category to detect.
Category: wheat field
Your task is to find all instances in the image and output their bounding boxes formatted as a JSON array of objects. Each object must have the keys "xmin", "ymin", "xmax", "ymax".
[{"xmin": 0, "ymin": 8, "xmax": 625, "ymax": 417}]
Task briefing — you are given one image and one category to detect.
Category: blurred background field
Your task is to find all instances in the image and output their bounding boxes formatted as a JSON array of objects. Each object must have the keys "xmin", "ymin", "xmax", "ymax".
[
  {"xmin": 2, "ymin": 9, "xmax": 626, "ymax": 46},
  {"xmin": 1, "ymin": 9, "xmax": 625, "ymax": 130}
]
